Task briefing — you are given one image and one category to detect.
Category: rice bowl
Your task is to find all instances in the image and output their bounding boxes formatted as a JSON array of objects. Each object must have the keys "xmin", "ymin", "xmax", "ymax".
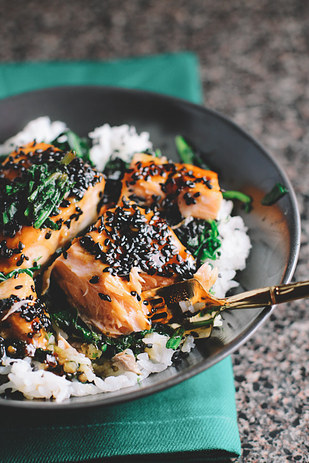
[
  {"xmin": 0, "ymin": 87, "xmax": 299, "ymax": 408},
  {"xmin": 0, "ymin": 117, "xmax": 251, "ymax": 401}
]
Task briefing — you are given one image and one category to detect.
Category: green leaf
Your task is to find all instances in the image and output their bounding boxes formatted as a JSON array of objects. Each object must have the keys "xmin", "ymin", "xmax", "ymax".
[
  {"xmin": 154, "ymin": 148, "xmax": 162, "ymax": 158},
  {"xmin": 175, "ymin": 135, "xmax": 195, "ymax": 164},
  {"xmin": 175, "ymin": 135, "xmax": 210, "ymax": 169},
  {"xmin": 51, "ymin": 307, "xmax": 102, "ymax": 344},
  {"xmin": 261, "ymin": 183, "xmax": 288, "ymax": 206},
  {"xmin": 51, "ymin": 306, "xmax": 155, "ymax": 357},
  {"xmin": 222, "ymin": 190, "xmax": 252, "ymax": 212},
  {"xmin": 52, "ymin": 130, "xmax": 92, "ymax": 164},
  {"xmin": 44, "ymin": 217, "xmax": 60, "ymax": 230},
  {"xmin": 166, "ymin": 326, "xmax": 185, "ymax": 350},
  {"xmin": 174, "ymin": 218, "xmax": 221, "ymax": 266},
  {"xmin": 2, "ymin": 211, "xmax": 9, "ymax": 225}
]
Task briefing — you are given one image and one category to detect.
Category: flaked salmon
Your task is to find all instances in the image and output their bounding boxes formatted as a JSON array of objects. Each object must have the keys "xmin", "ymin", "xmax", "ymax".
[
  {"xmin": 0, "ymin": 142, "xmax": 105, "ymax": 274},
  {"xmin": 0, "ymin": 272, "xmax": 51, "ymax": 351},
  {"xmin": 53, "ymin": 199, "xmax": 197, "ymax": 337},
  {"xmin": 120, "ymin": 153, "xmax": 223, "ymax": 220}
]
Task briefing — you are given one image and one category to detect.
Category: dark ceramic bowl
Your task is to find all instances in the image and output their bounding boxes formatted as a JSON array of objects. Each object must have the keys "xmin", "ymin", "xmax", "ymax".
[{"xmin": 0, "ymin": 87, "xmax": 300, "ymax": 410}]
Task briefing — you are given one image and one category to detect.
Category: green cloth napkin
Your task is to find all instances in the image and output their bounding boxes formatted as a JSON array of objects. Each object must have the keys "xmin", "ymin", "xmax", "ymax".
[
  {"xmin": 0, "ymin": 53, "xmax": 241, "ymax": 462},
  {"xmin": 0, "ymin": 53, "xmax": 202, "ymax": 104}
]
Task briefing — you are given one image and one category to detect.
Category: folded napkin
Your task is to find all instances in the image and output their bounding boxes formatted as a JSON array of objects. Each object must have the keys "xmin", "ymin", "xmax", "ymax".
[
  {"xmin": 0, "ymin": 53, "xmax": 241, "ymax": 462},
  {"xmin": 0, "ymin": 53, "xmax": 202, "ymax": 103}
]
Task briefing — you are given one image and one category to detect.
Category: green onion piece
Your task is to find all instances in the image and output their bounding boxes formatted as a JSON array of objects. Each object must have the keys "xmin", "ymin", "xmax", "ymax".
[
  {"xmin": 154, "ymin": 148, "xmax": 162, "ymax": 158},
  {"xmin": 222, "ymin": 190, "xmax": 252, "ymax": 212},
  {"xmin": 61, "ymin": 151, "xmax": 76, "ymax": 166},
  {"xmin": 2, "ymin": 211, "xmax": 9, "ymax": 225},
  {"xmin": 44, "ymin": 217, "xmax": 60, "ymax": 230},
  {"xmin": 261, "ymin": 183, "xmax": 288, "ymax": 206},
  {"xmin": 66, "ymin": 131, "xmax": 90, "ymax": 162},
  {"xmin": 7, "ymin": 203, "xmax": 18, "ymax": 220},
  {"xmin": 28, "ymin": 171, "xmax": 62, "ymax": 202},
  {"xmin": 166, "ymin": 327, "xmax": 185, "ymax": 350},
  {"xmin": 175, "ymin": 136, "xmax": 195, "ymax": 164},
  {"xmin": 0, "ymin": 266, "xmax": 39, "ymax": 283},
  {"xmin": 175, "ymin": 135, "xmax": 210, "ymax": 169},
  {"xmin": 28, "ymin": 180, "xmax": 34, "ymax": 194},
  {"xmin": 0, "ymin": 160, "xmax": 75, "ymax": 232},
  {"xmin": 184, "ymin": 317, "xmax": 215, "ymax": 330},
  {"xmin": 52, "ymin": 130, "xmax": 92, "ymax": 164}
]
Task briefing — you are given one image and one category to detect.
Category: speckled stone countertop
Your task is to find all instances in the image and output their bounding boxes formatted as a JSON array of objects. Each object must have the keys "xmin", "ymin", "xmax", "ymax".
[{"xmin": 0, "ymin": 1, "xmax": 308, "ymax": 461}]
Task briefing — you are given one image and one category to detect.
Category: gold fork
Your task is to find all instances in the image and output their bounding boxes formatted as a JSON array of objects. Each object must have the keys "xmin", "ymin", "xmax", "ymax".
[{"xmin": 143, "ymin": 278, "xmax": 309, "ymax": 334}]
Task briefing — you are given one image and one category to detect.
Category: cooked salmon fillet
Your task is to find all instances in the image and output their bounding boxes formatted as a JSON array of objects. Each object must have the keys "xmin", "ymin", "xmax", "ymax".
[
  {"xmin": 53, "ymin": 199, "xmax": 197, "ymax": 336},
  {"xmin": 0, "ymin": 142, "xmax": 105, "ymax": 274},
  {"xmin": 120, "ymin": 153, "xmax": 223, "ymax": 220},
  {"xmin": 0, "ymin": 272, "xmax": 50, "ymax": 350}
]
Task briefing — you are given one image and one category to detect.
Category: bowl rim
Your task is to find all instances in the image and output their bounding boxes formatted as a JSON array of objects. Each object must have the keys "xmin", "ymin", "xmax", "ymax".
[{"xmin": 0, "ymin": 85, "xmax": 301, "ymax": 411}]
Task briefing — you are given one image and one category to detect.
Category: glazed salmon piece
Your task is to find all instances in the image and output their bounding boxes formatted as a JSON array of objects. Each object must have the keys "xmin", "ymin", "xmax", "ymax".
[
  {"xmin": 0, "ymin": 272, "xmax": 51, "ymax": 350},
  {"xmin": 54, "ymin": 251, "xmax": 151, "ymax": 337},
  {"xmin": 120, "ymin": 153, "xmax": 223, "ymax": 220},
  {"xmin": 0, "ymin": 142, "xmax": 105, "ymax": 274},
  {"xmin": 53, "ymin": 199, "xmax": 197, "ymax": 337}
]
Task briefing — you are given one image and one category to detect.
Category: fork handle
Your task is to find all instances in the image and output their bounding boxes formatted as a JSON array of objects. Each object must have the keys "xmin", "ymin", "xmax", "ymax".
[{"xmin": 224, "ymin": 280, "xmax": 309, "ymax": 310}]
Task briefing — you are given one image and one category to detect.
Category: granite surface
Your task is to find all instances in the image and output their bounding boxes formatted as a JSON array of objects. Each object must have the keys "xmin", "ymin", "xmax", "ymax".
[{"xmin": 0, "ymin": 1, "xmax": 308, "ymax": 461}]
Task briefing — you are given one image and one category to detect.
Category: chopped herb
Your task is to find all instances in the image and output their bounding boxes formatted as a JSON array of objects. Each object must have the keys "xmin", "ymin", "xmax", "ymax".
[
  {"xmin": 222, "ymin": 190, "xmax": 252, "ymax": 212},
  {"xmin": 51, "ymin": 302, "xmax": 186, "ymax": 358},
  {"xmin": 261, "ymin": 183, "xmax": 288, "ymax": 206},
  {"xmin": 43, "ymin": 217, "xmax": 61, "ymax": 231},
  {"xmin": 175, "ymin": 135, "xmax": 209, "ymax": 169},
  {"xmin": 174, "ymin": 218, "xmax": 221, "ymax": 266},
  {"xmin": 50, "ymin": 304, "xmax": 156, "ymax": 357},
  {"xmin": 52, "ymin": 130, "xmax": 92, "ymax": 165},
  {"xmin": 60, "ymin": 151, "xmax": 76, "ymax": 166},
  {"xmin": 104, "ymin": 329, "xmax": 154, "ymax": 356},
  {"xmin": 154, "ymin": 148, "xmax": 162, "ymax": 158},
  {"xmin": 51, "ymin": 306, "xmax": 101, "ymax": 344},
  {"xmin": 0, "ymin": 156, "xmax": 77, "ymax": 234},
  {"xmin": 166, "ymin": 326, "xmax": 185, "ymax": 350},
  {"xmin": 0, "ymin": 266, "xmax": 39, "ymax": 283},
  {"xmin": 193, "ymin": 219, "xmax": 221, "ymax": 262}
]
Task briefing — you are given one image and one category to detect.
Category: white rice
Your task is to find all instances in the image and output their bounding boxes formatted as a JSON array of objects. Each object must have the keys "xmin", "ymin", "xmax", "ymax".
[
  {"xmin": 89, "ymin": 124, "xmax": 152, "ymax": 171},
  {"xmin": 0, "ymin": 120, "xmax": 251, "ymax": 401},
  {"xmin": 211, "ymin": 199, "xmax": 251, "ymax": 298},
  {"xmin": 0, "ymin": 117, "xmax": 67, "ymax": 155}
]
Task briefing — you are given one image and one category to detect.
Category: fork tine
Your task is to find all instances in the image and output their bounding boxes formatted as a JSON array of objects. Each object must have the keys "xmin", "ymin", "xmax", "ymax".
[{"xmin": 143, "ymin": 278, "xmax": 224, "ymax": 323}]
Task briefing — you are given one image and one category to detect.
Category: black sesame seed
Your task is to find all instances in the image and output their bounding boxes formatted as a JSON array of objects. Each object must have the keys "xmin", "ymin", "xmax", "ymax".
[
  {"xmin": 79, "ymin": 202, "xmax": 196, "ymax": 280},
  {"xmin": 98, "ymin": 293, "xmax": 112, "ymax": 302}
]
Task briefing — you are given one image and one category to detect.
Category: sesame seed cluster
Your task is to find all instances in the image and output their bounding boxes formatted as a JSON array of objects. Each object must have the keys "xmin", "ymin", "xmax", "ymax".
[{"xmin": 80, "ymin": 198, "xmax": 196, "ymax": 280}]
